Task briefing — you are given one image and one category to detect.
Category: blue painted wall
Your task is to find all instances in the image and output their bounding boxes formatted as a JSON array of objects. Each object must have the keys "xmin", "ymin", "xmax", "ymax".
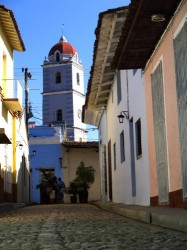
[{"xmin": 29, "ymin": 126, "xmax": 62, "ymax": 204}]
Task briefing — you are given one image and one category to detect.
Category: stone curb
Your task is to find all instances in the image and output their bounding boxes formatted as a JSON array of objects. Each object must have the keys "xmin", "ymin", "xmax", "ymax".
[
  {"xmin": 92, "ymin": 201, "xmax": 187, "ymax": 233},
  {"xmin": 0, "ymin": 203, "xmax": 25, "ymax": 215},
  {"xmin": 150, "ymin": 209, "xmax": 187, "ymax": 233}
]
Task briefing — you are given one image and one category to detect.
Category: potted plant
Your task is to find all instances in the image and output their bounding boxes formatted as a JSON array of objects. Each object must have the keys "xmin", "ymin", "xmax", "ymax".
[
  {"xmin": 68, "ymin": 181, "xmax": 78, "ymax": 203},
  {"xmin": 36, "ymin": 169, "xmax": 55, "ymax": 204},
  {"xmin": 72, "ymin": 161, "xmax": 95, "ymax": 203}
]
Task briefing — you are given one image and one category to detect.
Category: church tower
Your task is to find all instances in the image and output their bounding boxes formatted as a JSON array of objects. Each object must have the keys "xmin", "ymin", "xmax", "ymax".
[{"xmin": 42, "ymin": 36, "xmax": 86, "ymax": 141}]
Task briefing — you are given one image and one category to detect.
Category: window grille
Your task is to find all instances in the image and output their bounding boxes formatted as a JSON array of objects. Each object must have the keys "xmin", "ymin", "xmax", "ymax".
[
  {"xmin": 151, "ymin": 61, "xmax": 169, "ymax": 204},
  {"xmin": 113, "ymin": 143, "xmax": 117, "ymax": 171},
  {"xmin": 135, "ymin": 118, "xmax": 142, "ymax": 159},
  {"xmin": 120, "ymin": 131, "xmax": 125, "ymax": 163},
  {"xmin": 174, "ymin": 19, "xmax": 187, "ymax": 199}
]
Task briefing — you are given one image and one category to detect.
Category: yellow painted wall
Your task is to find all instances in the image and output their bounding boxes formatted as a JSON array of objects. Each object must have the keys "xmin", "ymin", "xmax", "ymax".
[{"xmin": 62, "ymin": 146, "xmax": 101, "ymax": 202}]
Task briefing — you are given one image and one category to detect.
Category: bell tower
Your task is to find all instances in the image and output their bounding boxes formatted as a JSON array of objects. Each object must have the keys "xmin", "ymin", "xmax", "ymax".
[{"xmin": 42, "ymin": 36, "xmax": 86, "ymax": 141}]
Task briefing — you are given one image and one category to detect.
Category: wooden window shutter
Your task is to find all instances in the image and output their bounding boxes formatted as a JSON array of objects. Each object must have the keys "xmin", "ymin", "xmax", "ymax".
[
  {"xmin": 151, "ymin": 61, "xmax": 169, "ymax": 205},
  {"xmin": 174, "ymin": 19, "xmax": 187, "ymax": 200}
]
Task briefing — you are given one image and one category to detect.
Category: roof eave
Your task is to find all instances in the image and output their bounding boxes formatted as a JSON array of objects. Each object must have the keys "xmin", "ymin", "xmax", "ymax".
[
  {"xmin": 111, "ymin": 0, "xmax": 183, "ymax": 70},
  {"xmin": 84, "ymin": 6, "xmax": 129, "ymax": 117},
  {"xmin": 0, "ymin": 5, "xmax": 26, "ymax": 52}
]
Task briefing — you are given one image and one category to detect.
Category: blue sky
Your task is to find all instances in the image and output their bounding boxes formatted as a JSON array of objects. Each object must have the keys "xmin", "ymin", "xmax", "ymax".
[{"xmin": 2, "ymin": 0, "xmax": 130, "ymax": 140}]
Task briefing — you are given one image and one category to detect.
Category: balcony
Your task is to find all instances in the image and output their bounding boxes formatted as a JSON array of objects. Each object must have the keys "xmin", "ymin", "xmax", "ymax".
[
  {"xmin": 3, "ymin": 98, "xmax": 22, "ymax": 111},
  {"xmin": 3, "ymin": 80, "xmax": 23, "ymax": 112}
]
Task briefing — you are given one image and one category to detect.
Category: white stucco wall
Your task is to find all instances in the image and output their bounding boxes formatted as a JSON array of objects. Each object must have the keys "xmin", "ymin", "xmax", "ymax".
[
  {"xmin": 16, "ymin": 114, "xmax": 30, "ymax": 203},
  {"xmin": 72, "ymin": 91, "xmax": 87, "ymax": 141},
  {"xmin": 106, "ymin": 70, "xmax": 129, "ymax": 203},
  {"xmin": 98, "ymin": 111, "xmax": 107, "ymax": 201},
  {"xmin": 72, "ymin": 62, "xmax": 84, "ymax": 93},
  {"xmin": 127, "ymin": 70, "xmax": 150, "ymax": 205},
  {"xmin": 72, "ymin": 62, "xmax": 87, "ymax": 141},
  {"xmin": 102, "ymin": 69, "xmax": 150, "ymax": 206}
]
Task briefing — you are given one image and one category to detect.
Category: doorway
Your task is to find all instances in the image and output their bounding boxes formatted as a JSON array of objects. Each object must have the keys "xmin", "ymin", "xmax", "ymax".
[{"xmin": 107, "ymin": 140, "xmax": 113, "ymax": 201}]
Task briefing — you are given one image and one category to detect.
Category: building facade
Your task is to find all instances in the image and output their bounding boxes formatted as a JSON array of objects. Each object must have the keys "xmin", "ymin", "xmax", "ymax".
[
  {"xmin": 62, "ymin": 141, "xmax": 101, "ymax": 203},
  {"xmin": 83, "ymin": 7, "xmax": 150, "ymax": 206},
  {"xmin": 0, "ymin": 6, "xmax": 29, "ymax": 203},
  {"xmin": 105, "ymin": 0, "xmax": 186, "ymax": 208},
  {"xmin": 29, "ymin": 125, "xmax": 63, "ymax": 203},
  {"xmin": 144, "ymin": 0, "xmax": 187, "ymax": 207}
]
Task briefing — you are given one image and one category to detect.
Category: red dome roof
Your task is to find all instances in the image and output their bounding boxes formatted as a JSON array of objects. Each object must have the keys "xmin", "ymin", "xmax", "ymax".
[{"xmin": 48, "ymin": 39, "xmax": 77, "ymax": 57}]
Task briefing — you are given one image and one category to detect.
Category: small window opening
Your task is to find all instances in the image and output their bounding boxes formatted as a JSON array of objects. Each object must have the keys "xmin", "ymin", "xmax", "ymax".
[
  {"xmin": 57, "ymin": 109, "xmax": 62, "ymax": 121},
  {"xmin": 135, "ymin": 118, "xmax": 142, "ymax": 159},
  {"xmin": 77, "ymin": 72, "xmax": 80, "ymax": 85},
  {"xmin": 56, "ymin": 52, "xmax": 60, "ymax": 62},
  {"xmin": 120, "ymin": 131, "xmax": 125, "ymax": 162},
  {"xmin": 56, "ymin": 72, "xmax": 61, "ymax": 84}
]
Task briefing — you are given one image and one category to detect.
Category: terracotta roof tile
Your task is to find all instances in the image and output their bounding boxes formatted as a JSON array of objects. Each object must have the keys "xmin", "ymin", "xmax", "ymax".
[
  {"xmin": 49, "ymin": 41, "xmax": 77, "ymax": 56},
  {"xmin": 0, "ymin": 5, "xmax": 25, "ymax": 51},
  {"xmin": 112, "ymin": 0, "xmax": 183, "ymax": 70},
  {"xmin": 62, "ymin": 141, "xmax": 99, "ymax": 148}
]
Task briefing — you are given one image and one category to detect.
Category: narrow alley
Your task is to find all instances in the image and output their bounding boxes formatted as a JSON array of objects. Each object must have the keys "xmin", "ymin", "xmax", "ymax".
[{"xmin": 0, "ymin": 204, "xmax": 186, "ymax": 250}]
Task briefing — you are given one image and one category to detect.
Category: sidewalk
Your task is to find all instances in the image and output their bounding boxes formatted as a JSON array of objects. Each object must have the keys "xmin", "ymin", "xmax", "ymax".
[
  {"xmin": 0, "ymin": 203, "xmax": 25, "ymax": 215},
  {"xmin": 92, "ymin": 201, "xmax": 187, "ymax": 233}
]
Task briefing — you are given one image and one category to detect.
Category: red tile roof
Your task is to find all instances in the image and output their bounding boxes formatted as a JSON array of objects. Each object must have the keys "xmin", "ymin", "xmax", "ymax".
[
  {"xmin": 62, "ymin": 141, "xmax": 99, "ymax": 148},
  {"xmin": 48, "ymin": 41, "xmax": 77, "ymax": 56}
]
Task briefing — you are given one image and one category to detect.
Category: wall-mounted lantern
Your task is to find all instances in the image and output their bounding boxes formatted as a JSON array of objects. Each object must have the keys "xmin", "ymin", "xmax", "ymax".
[{"xmin": 117, "ymin": 111, "xmax": 129, "ymax": 123}]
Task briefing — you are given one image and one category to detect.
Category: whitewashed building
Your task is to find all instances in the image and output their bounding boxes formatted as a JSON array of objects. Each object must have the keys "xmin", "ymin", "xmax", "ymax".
[{"xmin": 83, "ymin": 7, "xmax": 150, "ymax": 205}]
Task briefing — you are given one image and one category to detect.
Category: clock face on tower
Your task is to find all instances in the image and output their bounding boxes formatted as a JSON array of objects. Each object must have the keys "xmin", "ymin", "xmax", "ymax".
[{"xmin": 77, "ymin": 109, "xmax": 82, "ymax": 119}]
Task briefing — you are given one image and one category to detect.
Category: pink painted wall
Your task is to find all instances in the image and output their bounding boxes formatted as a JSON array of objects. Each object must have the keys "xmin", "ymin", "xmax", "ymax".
[{"xmin": 144, "ymin": 1, "xmax": 187, "ymax": 197}]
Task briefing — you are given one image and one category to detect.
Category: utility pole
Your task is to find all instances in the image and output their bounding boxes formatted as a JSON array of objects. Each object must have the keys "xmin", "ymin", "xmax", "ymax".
[{"xmin": 22, "ymin": 68, "xmax": 32, "ymax": 137}]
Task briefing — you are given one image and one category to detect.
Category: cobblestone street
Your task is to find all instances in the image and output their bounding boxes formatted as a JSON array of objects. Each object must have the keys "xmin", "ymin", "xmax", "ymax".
[{"xmin": 0, "ymin": 204, "xmax": 187, "ymax": 250}]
